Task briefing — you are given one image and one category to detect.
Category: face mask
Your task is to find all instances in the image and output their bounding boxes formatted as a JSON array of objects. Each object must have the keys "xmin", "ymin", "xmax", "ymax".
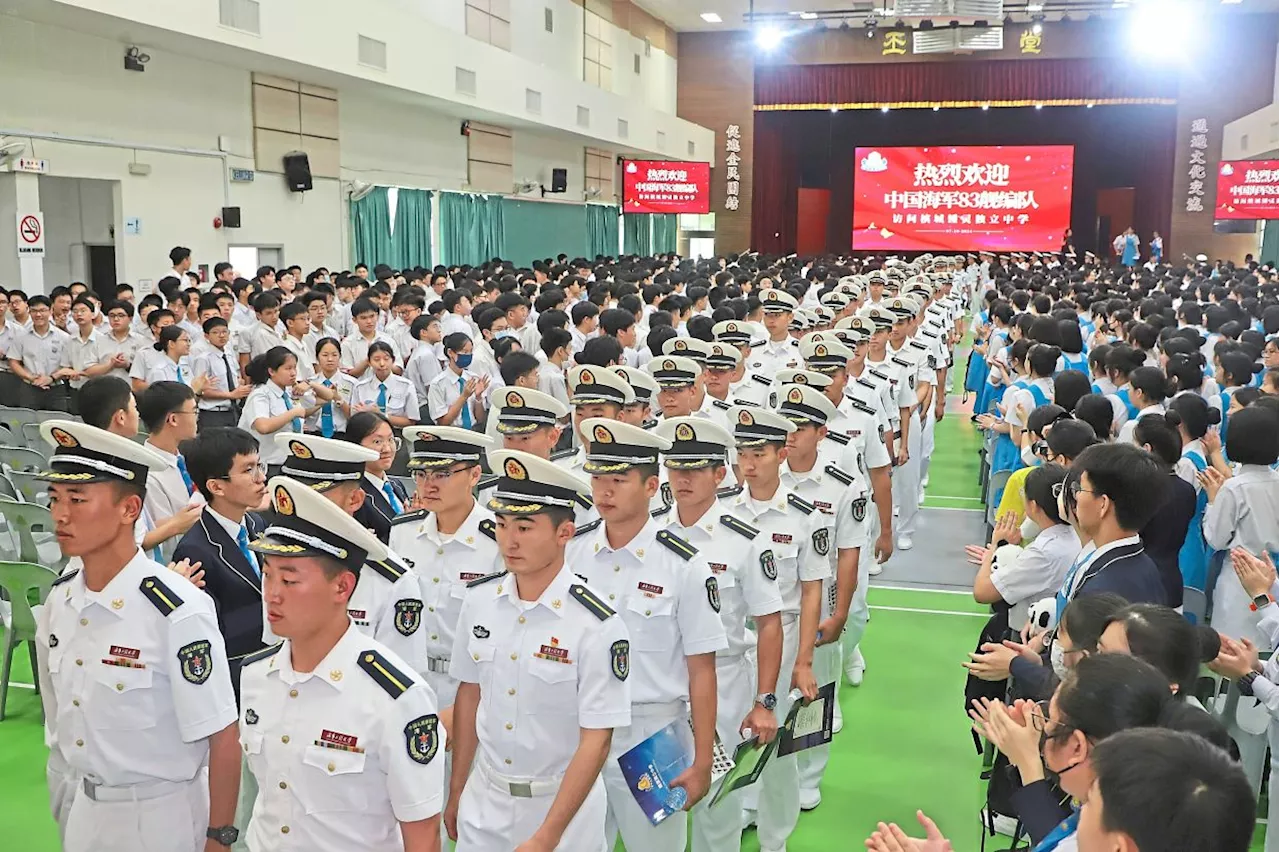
[
  {"xmin": 455, "ymin": 353, "xmax": 473, "ymax": 369},
  {"xmin": 1049, "ymin": 640, "xmax": 1069, "ymax": 680},
  {"xmin": 1020, "ymin": 516, "xmax": 1041, "ymax": 541},
  {"xmin": 1038, "ymin": 727, "xmax": 1085, "ymax": 789},
  {"xmin": 494, "ymin": 330, "xmax": 514, "ymax": 340}
]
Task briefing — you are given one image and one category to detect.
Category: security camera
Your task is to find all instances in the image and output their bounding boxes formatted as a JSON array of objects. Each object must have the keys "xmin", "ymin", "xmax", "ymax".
[{"xmin": 124, "ymin": 45, "xmax": 150, "ymax": 72}]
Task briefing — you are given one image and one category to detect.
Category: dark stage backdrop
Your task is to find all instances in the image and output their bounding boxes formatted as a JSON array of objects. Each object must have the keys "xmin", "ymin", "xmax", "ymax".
[{"xmin": 751, "ymin": 104, "xmax": 1176, "ymax": 256}]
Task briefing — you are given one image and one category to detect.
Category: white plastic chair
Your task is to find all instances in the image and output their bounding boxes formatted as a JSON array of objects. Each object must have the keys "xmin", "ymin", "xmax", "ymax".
[{"xmin": 0, "ymin": 560, "xmax": 57, "ymax": 720}]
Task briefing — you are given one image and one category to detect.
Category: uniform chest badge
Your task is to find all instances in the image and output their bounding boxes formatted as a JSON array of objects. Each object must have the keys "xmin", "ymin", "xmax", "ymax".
[
  {"xmin": 394, "ymin": 599, "xmax": 423, "ymax": 636},
  {"xmin": 317, "ymin": 729, "xmax": 364, "ymax": 753},
  {"xmin": 48, "ymin": 634, "xmax": 58, "ymax": 648},
  {"xmin": 473, "ymin": 625, "xmax": 490, "ymax": 639},
  {"xmin": 812, "ymin": 528, "xmax": 830, "ymax": 556},
  {"xmin": 103, "ymin": 644, "xmax": 146, "ymax": 669},
  {"xmin": 772, "ymin": 533, "xmax": 792, "ymax": 544},
  {"xmin": 244, "ymin": 708, "xmax": 259, "ymax": 725},
  {"xmin": 761, "ymin": 550, "xmax": 778, "ymax": 581},
  {"xmin": 534, "ymin": 637, "xmax": 572, "ymax": 664},
  {"xmin": 177, "ymin": 639, "xmax": 213, "ymax": 685},
  {"xmin": 707, "ymin": 562, "xmax": 728, "ymax": 574},
  {"xmin": 405, "ymin": 714, "xmax": 439, "ymax": 765},
  {"xmin": 813, "ymin": 500, "xmax": 833, "ymax": 513},
  {"xmin": 610, "ymin": 639, "xmax": 630, "ymax": 682},
  {"xmin": 460, "ymin": 572, "xmax": 485, "ymax": 582},
  {"xmin": 637, "ymin": 582, "xmax": 664, "ymax": 597}
]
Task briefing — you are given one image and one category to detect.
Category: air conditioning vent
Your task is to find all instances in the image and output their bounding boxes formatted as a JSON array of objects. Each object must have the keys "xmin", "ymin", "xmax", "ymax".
[
  {"xmin": 545, "ymin": 7, "xmax": 554, "ymax": 32},
  {"xmin": 218, "ymin": 0, "xmax": 260, "ymax": 34},
  {"xmin": 577, "ymin": 106, "xmax": 591, "ymax": 128},
  {"xmin": 656, "ymin": 130, "xmax": 667, "ymax": 150},
  {"xmin": 456, "ymin": 67, "xmax": 477, "ymax": 96},
  {"xmin": 617, "ymin": 119, "xmax": 629, "ymax": 139},
  {"xmin": 526, "ymin": 89, "xmax": 542, "ymax": 114},
  {"xmin": 687, "ymin": 140, "xmax": 696, "ymax": 157},
  {"xmin": 358, "ymin": 35, "xmax": 387, "ymax": 70},
  {"xmin": 958, "ymin": 26, "xmax": 1004, "ymax": 51}
]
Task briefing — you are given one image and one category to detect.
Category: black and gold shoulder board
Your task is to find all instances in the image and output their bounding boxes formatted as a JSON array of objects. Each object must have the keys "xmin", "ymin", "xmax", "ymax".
[
  {"xmin": 367, "ymin": 558, "xmax": 407, "ymax": 582},
  {"xmin": 909, "ymin": 340, "xmax": 928, "ymax": 351},
  {"xmin": 574, "ymin": 518, "xmax": 602, "ymax": 537},
  {"xmin": 242, "ymin": 643, "xmax": 282, "ymax": 667},
  {"xmin": 856, "ymin": 377, "xmax": 877, "ymax": 390},
  {"xmin": 570, "ymin": 583, "xmax": 616, "ymax": 621},
  {"xmin": 734, "ymin": 398, "xmax": 761, "ymax": 408},
  {"xmin": 651, "ymin": 504, "xmax": 673, "ymax": 518},
  {"xmin": 719, "ymin": 514, "xmax": 760, "ymax": 540},
  {"xmin": 391, "ymin": 509, "xmax": 428, "ymax": 527},
  {"xmin": 787, "ymin": 494, "xmax": 816, "ymax": 515},
  {"xmin": 825, "ymin": 431, "xmax": 850, "ymax": 445},
  {"xmin": 357, "ymin": 649, "xmax": 415, "ymax": 699},
  {"xmin": 51, "ymin": 568, "xmax": 79, "ymax": 588},
  {"xmin": 466, "ymin": 570, "xmax": 507, "ymax": 588},
  {"xmin": 656, "ymin": 529, "xmax": 698, "ymax": 560},
  {"xmin": 825, "ymin": 464, "xmax": 855, "ymax": 486},
  {"xmin": 478, "ymin": 518, "xmax": 497, "ymax": 541},
  {"xmin": 868, "ymin": 368, "xmax": 889, "ymax": 381},
  {"xmin": 575, "ymin": 493, "xmax": 595, "ymax": 510},
  {"xmin": 716, "ymin": 484, "xmax": 744, "ymax": 499},
  {"xmin": 140, "ymin": 575, "xmax": 184, "ymax": 616},
  {"xmin": 922, "ymin": 330, "xmax": 940, "ymax": 339}
]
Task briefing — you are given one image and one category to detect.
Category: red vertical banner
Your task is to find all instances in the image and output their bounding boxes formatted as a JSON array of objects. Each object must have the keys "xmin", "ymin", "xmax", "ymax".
[{"xmin": 796, "ymin": 189, "xmax": 831, "ymax": 255}]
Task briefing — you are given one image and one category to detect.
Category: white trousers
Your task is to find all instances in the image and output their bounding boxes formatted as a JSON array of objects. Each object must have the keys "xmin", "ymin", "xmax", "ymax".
[
  {"xmin": 691, "ymin": 654, "xmax": 754, "ymax": 852},
  {"xmin": 232, "ymin": 757, "xmax": 257, "ymax": 852},
  {"xmin": 603, "ymin": 705, "xmax": 690, "ymax": 852},
  {"xmin": 46, "ymin": 749, "xmax": 78, "ymax": 844},
  {"xmin": 742, "ymin": 617, "xmax": 800, "ymax": 852},
  {"xmin": 64, "ymin": 772, "xmax": 207, "ymax": 852},
  {"xmin": 892, "ymin": 411, "xmax": 924, "ymax": 537},
  {"xmin": 456, "ymin": 763, "xmax": 608, "ymax": 852},
  {"xmin": 919, "ymin": 401, "xmax": 938, "ymax": 484}
]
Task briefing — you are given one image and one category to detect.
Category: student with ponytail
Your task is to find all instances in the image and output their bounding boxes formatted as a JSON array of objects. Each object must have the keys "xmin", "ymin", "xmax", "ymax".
[
  {"xmin": 1215, "ymin": 349, "xmax": 1263, "ymax": 442},
  {"xmin": 1165, "ymin": 394, "xmax": 1222, "ymax": 591},
  {"xmin": 1131, "ymin": 413, "xmax": 1197, "ymax": 606},
  {"xmin": 978, "ymin": 338, "xmax": 1035, "ymax": 474},
  {"xmin": 1102, "ymin": 344, "xmax": 1144, "ymax": 423},
  {"xmin": 1116, "ymin": 366, "xmax": 1168, "ymax": 445}
]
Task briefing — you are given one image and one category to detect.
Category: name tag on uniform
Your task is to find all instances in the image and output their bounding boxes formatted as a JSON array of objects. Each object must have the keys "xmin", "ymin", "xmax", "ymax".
[
  {"xmin": 773, "ymin": 533, "xmax": 792, "ymax": 544},
  {"xmin": 637, "ymin": 582, "xmax": 664, "ymax": 597},
  {"xmin": 348, "ymin": 609, "xmax": 370, "ymax": 626},
  {"xmin": 459, "ymin": 572, "xmax": 485, "ymax": 582},
  {"xmin": 103, "ymin": 646, "xmax": 146, "ymax": 669},
  {"xmin": 813, "ymin": 501, "xmax": 833, "ymax": 513},
  {"xmin": 534, "ymin": 638, "xmax": 572, "ymax": 664},
  {"xmin": 707, "ymin": 562, "xmax": 728, "ymax": 574},
  {"xmin": 316, "ymin": 729, "xmax": 365, "ymax": 754}
]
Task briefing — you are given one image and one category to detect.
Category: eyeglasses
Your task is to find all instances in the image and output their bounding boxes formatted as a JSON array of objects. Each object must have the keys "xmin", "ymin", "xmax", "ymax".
[
  {"xmin": 1051, "ymin": 480, "xmax": 1098, "ymax": 500},
  {"xmin": 412, "ymin": 464, "xmax": 471, "ymax": 484},
  {"xmin": 365, "ymin": 436, "xmax": 403, "ymax": 452},
  {"xmin": 218, "ymin": 462, "xmax": 268, "ymax": 481}
]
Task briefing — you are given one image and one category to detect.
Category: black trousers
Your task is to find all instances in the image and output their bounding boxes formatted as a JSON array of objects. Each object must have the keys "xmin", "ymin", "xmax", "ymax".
[
  {"xmin": 198, "ymin": 409, "xmax": 238, "ymax": 431},
  {"xmin": 24, "ymin": 381, "xmax": 69, "ymax": 412}
]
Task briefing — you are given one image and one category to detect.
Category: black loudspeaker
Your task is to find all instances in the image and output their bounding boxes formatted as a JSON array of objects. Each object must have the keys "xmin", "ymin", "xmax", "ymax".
[
  {"xmin": 550, "ymin": 168, "xmax": 567, "ymax": 193},
  {"xmin": 283, "ymin": 152, "xmax": 313, "ymax": 192},
  {"xmin": 221, "ymin": 206, "xmax": 241, "ymax": 228}
]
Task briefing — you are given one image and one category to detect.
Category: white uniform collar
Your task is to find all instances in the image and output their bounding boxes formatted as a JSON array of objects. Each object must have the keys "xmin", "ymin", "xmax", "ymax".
[{"xmin": 273, "ymin": 621, "xmax": 365, "ymax": 690}]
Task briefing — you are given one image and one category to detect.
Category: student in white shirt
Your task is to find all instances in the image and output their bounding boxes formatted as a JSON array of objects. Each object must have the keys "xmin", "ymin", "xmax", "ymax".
[
  {"xmin": 302, "ymin": 290, "xmax": 338, "ymax": 354},
  {"xmin": 237, "ymin": 291, "xmax": 286, "ymax": 374},
  {"xmin": 9, "ymin": 294, "xmax": 70, "ymax": 410},
  {"xmin": 129, "ymin": 308, "xmax": 179, "ymax": 393},
  {"xmin": 137, "ymin": 380, "xmax": 204, "ymax": 562},
  {"xmin": 403, "ymin": 315, "xmax": 443, "ymax": 409},
  {"xmin": 54, "ymin": 296, "xmax": 113, "ymax": 409},
  {"xmin": 98, "ymin": 299, "xmax": 149, "ymax": 383},
  {"xmin": 194, "ymin": 316, "xmax": 251, "ymax": 430},
  {"xmin": 349, "ymin": 341, "xmax": 420, "ymax": 429},
  {"xmin": 279, "ymin": 301, "xmax": 317, "ymax": 381},
  {"xmin": 308, "ymin": 337, "xmax": 357, "ymax": 438},
  {"xmin": 145, "ymin": 325, "xmax": 204, "ymax": 390},
  {"xmin": 427, "ymin": 332, "xmax": 488, "ymax": 427},
  {"xmin": 341, "ymin": 296, "xmax": 400, "ymax": 380},
  {"xmin": 439, "ymin": 288, "xmax": 474, "ymax": 339},
  {"xmin": 538, "ymin": 327, "xmax": 573, "ymax": 409},
  {"xmin": 238, "ymin": 346, "xmax": 315, "ymax": 476}
]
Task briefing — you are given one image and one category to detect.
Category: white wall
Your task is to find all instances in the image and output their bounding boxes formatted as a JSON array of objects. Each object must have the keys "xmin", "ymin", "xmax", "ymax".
[
  {"xmin": 511, "ymin": 0, "xmax": 584, "ymax": 84},
  {"xmin": 37, "ymin": 176, "xmax": 116, "ymax": 286}
]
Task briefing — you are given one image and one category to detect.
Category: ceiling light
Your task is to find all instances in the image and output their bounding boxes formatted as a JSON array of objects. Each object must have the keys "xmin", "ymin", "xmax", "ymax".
[
  {"xmin": 982, "ymin": 104, "xmax": 990, "ymax": 110},
  {"xmin": 933, "ymin": 106, "xmax": 940, "ymax": 111},
  {"xmin": 864, "ymin": 15, "xmax": 878, "ymax": 37},
  {"xmin": 755, "ymin": 24, "xmax": 785, "ymax": 50},
  {"xmin": 830, "ymin": 106, "xmax": 839, "ymax": 113},
  {"xmin": 1035, "ymin": 104, "xmax": 1043, "ymax": 109},
  {"xmin": 1032, "ymin": 21, "xmax": 1043, "ymax": 34},
  {"xmin": 881, "ymin": 106, "xmax": 890, "ymax": 113},
  {"xmin": 1027, "ymin": 2, "xmax": 1044, "ymax": 11},
  {"xmin": 800, "ymin": 12, "xmax": 818, "ymax": 20},
  {"xmin": 699, "ymin": 12, "xmax": 722, "ymax": 23},
  {"xmin": 1086, "ymin": 103, "xmax": 1095, "ymax": 108}
]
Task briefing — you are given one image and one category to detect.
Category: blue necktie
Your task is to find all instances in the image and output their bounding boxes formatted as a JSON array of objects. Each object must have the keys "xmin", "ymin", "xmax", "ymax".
[
  {"xmin": 458, "ymin": 376, "xmax": 473, "ymax": 428},
  {"xmin": 320, "ymin": 380, "xmax": 335, "ymax": 438},
  {"xmin": 383, "ymin": 482, "xmax": 404, "ymax": 514},
  {"xmin": 176, "ymin": 364, "xmax": 185, "ymax": 384},
  {"xmin": 176, "ymin": 454, "xmax": 195, "ymax": 496},
  {"xmin": 236, "ymin": 525, "xmax": 260, "ymax": 578},
  {"xmin": 1054, "ymin": 550, "xmax": 1091, "ymax": 622},
  {"xmin": 282, "ymin": 391, "xmax": 302, "ymax": 432},
  {"xmin": 376, "ymin": 382, "xmax": 388, "ymax": 413}
]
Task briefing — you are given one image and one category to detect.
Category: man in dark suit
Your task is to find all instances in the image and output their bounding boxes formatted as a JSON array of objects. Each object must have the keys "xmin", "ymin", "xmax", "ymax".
[{"xmin": 174, "ymin": 426, "xmax": 271, "ymax": 702}]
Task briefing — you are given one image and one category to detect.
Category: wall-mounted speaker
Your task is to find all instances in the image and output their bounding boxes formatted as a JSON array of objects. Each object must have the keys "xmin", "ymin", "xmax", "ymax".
[
  {"xmin": 221, "ymin": 206, "xmax": 242, "ymax": 228},
  {"xmin": 283, "ymin": 152, "xmax": 313, "ymax": 192},
  {"xmin": 550, "ymin": 168, "xmax": 567, "ymax": 193}
]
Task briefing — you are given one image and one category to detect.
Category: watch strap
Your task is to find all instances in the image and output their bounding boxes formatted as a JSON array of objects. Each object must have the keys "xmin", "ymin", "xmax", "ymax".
[
  {"xmin": 1238, "ymin": 671, "xmax": 1259, "ymax": 697},
  {"xmin": 1250, "ymin": 594, "xmax": 1275, "ymax": 612}
]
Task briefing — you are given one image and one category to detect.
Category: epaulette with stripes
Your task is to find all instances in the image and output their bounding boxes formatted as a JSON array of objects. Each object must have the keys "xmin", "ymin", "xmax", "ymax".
[
  {"xmin": 570, "ymin": 583, "xmax": 615, "ymax": 621},
  {"xmin": 576, "ymin": 493, "xmax": 595, "ymax": 510},
  {"xmin": 51, "ymin": 569, "xmax": 79, "ymax": 588},
  {"xmin": 848, "ymin": 397, "xmax": 878, "ymax": 417},
  {"xmin": 549, "ymin": 447, "xmax": 578, "ymax": 462},
  {"xmin": 921, "ymin": 330, "xmax": 940, "ymax": 339},
  {"xmin": 825, "ymin": 464, "xmax": 855, "ymax": 486},
  {"xmin": 357, "ymin": 649, "xmax": 415, "ymax": 699},
  {"xmin": 651, "ymin": 504, "xmax": 673, "ymax": 518},
  {"xmin": 856, "ymin": 377, "xmax": 878, "ymax": 390},
  {"xmin": 825, "ymin": 430, "xmax": 850, "ymax": 445},
  {"xmin": 466, "ymin": 570, "xmax": 506, "ymax": 588},
  {"xmin": 573, "ymin": 518, "xmax": 602, "ymax": 537},
  {"xmin": 719, "ymin": 514, "xmax": 759, "ymax": 540},
  {"xmin": 716, "ymin": 485, "xmax": 744, "ymax": 499},
  {"xmin": 749, "ymin": 340, "xmax": 764, "ymax": 348},
  {"xmin": 891, "ymin": 357, "xmax": 913, "ymax": 369},
  {"xmin": 242, "ymin": 644, "xmax": 282, "ymax": 667},
  {"xmin": 909, "ymin": 340, "xmax": 928, "ymax": 350},
  {"xmin": 733, "ymin": 397, "xmax": 761, "ymax": 408},
  {"xmin": 367, "ymin": 558, "xmax": 407, "ymax": 582},
  {"xmin": 656, "ymin": 529, "xmax": 698, "ymax": 560},
  {"xmin": 868, "ymin": 368, "xmax": 890, "ymax": 381},
  {"xmin": 140, "ymin": 576, "xmax": 184, "ymax": 616},
  {"xmin": 391, "ymin": 509, "xmax": 428, "ymax": 527},
  {"xmin": 478, "ymin": 518, "xmax": 497, "ymax": 541},
  {"xmin": 752, "ymin": 374, "xmax": 773, "ymax": 386},
  {"xmin": 713, "ymin": 399, "xmax": 732, "ymax": 410},
  {"xmin": 787, "ymin": 494, "xmax": 816, "ymax": 515}
]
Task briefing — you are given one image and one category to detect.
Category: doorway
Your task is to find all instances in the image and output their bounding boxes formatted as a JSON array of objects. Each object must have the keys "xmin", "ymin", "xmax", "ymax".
[
  {"xmin": 228, "ymin": 245, "xmax": 284, "ymax": 278},
  {"xmin": 86, "ymin": 245, "xmax": 117, "ymax": 298}
]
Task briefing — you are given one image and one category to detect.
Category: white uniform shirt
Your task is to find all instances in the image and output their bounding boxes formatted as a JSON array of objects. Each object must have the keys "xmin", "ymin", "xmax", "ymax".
[
  {"xmin": 350, "ymin": 374, "xmax": 420, "ymax": 421},
  {"xmin": 566, "ymin": 519, "xmax": 727, "ymax": 708},
  {"xmin": 745, "ymin": 337, "xmax": 803, "ymax": 379},
  {"xmin": 144, "ymin": 354, "xmax": 195, "ymax": 386},
  {"xmin": 12, "ymin": 325, "xmax": 68, "ymax": 378},
  {"xmin": 1206, "ymin": 465, "xmax": 1280, "ymax": 640},
  {"xmin": 239, "ymin": 625, "xmax": 443, "ymax": 852},
  {"xmin": 194, "ymin": 343, "xmax": 241, "ymax": 412},
  {"xmin": 990, "ymin": 523, "xmax": 1080, "ymax": 628},
  {"xmin": 98, "ymin": 330, "xmax": 147, "ymax": 381},
  {"xmin": 345, "ymin": 553, "xmax": 429, "ymax": 677},
  {"xmin": 35, "ymin": 551, "xmax": 237, "ymax": 787},
  {"xmin": 239, "ymin": 383, "xmax": 303, "ymax": 465},
  {"xmin": 449, "ymin": 565, "xmax": 632, "ymax": 778},
  {"xmin": 720, "ymin": 487, "xmax": 831, "ymax": 615},
  {"xmin": 427, "ymin": 369, "xmax": 480, "ymax": 424},
  {"xmin": 781, "ymin": 458, "xmax": 870, "ymax": 619},
  {"xmin": 282, "ymin": 334, "xmax": 317, "ymax": 381},
  {"xmin": 306, "ymin": 371, "xmax": 358, "ymax": 435},
  {"xmin": 58, "ymin": 328, "xmax": 106, "ymax": 388},
  {"xmin": 341, "ymin": 332, "xmax": 401, "ymax": 380},
  {"xmin": 390, "ymin": 503, "xmax": 502, "ymax": 702},
  {"xmin": 238, "ymin": 321, "xmax": 286, "ymax": 361},
  {"xmin": 658, "ymin": 500, "xmax": 784, "ymax": 660},
  {"xmin": 0, "ymin": 321, "xmax": 24, "ymax": 373},
  {"xmin": 404, "ymin": 344, "xmax": 443, "ymax": 407},
  {"xmin": 864, "ymin": 354, "xmax": 916, "ymax": 422}
]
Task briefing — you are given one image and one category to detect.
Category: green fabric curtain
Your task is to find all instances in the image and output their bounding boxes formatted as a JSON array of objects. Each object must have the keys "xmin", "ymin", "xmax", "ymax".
[
  {"xmin": 440, "ymin": 192, "xmax": 504, "ymax": 267},
  {"xmin": 391, "ymin": 188, "xmax": 432, "ymax": 269},
  {"xmin": 585, "ymin": 204, "xmax": 619, "ymax": 259},
  {"xmin": 652, "ymin": 213, "xmax": 678, "ymax": 255},
  {"xmin": 349, "ymin": 187, "xmax": 394, "ymax": 270},
  {"xmin": 501, "ymin": 199, "xmax": 588, "ymax": 267},
  {"xmin": 623, "ymin": 213, "xmax": 652, "ymax": 256}
]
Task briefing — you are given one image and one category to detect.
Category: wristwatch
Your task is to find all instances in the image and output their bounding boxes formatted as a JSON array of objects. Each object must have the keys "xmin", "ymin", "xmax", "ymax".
[
  {"xmin": 207, "ymin": 826, "xmax": 239, "ymax": 846},
  {"xmin": 1249, "ymin": 593, "xmax": 1274, "ymax": 612},
  {"xmin": 1238, "ymin": 671, "xmax": 1260, "ymax": 698},
  {"xmin": 755, "ymin": 692, "xmax": 777, "ymax": 711}
]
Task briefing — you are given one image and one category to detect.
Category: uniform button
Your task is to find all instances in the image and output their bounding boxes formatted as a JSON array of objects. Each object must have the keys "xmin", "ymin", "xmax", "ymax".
[
  {"xmin": 472, "ymin": 653, "xmax": 479, "ymax": 661},
  {"xmin": 517, "ymin": 616, "xmax": 526, "ymax": 624},
  {"xmin": 116, "ymin": 683, "xmax": 124, "ymax": 692},
  {"xmin": 428, "ymin": 606, "xmax": 435, "ymax": 613},
  {"xmin": 289, "ymin": 689, "xmax": 298, "ymax": 698},
  {"xmin": 505, "ymin": 722, "xmax": 513, "ymax": 730},
  {"xmin": 432, "ymin": 577, "xmax": 440, "ymax": 583},
  {"xmin": 613, "ymin": 565, "xmax": 620, "ymax": 572},
  {"xmin": 509, "ymin": 653, "xmax": 518, "ymax": 661},
  {"xmin": 281, "ymin": 826, "xmax": 290, "ymax": 835},
  {"xmin": 504, "ymin": 758, "xmax": 512, "ymax": 765},
  {"xmin": 608, "ymin": 594, "xmax": 615, "ymax": 601},
  {"xmin": 75, "ymin": 739, "xmax": 84, "ymax": 747},
  {"xmin": 430, "ymin": 634, "xmax": 438, "ymax": 640},
  {"xmin": 279, "ymin": 781, "xmax": 287, "ymax": 790},
  {"xmin": 507, "ymin": 688, "xmax": 515, "ymax": 696},
  {"xmin": 72, "ymin": 699, "xmax": 80, "ymax": 707},
  {"xmin": 79, "ymin": 617, "xmax": 88, "ymax": 626},
  {"xmin": 75, "ymin": 659, "xmax": 83, "ymax": 666},
  {"xmin": 436, "ymin": 548, "xmax": 443, "ymax": 556},
  {"xmin": 645, "ymin": 609, "xmax": 652, "ymax": 616},
  {"xmin": 327, "ymin": 762, "xmax": 336, "ymax": 772},
  {"xmin": 281, "ymin": 735, "xmax": 290, "ymax": 744}
]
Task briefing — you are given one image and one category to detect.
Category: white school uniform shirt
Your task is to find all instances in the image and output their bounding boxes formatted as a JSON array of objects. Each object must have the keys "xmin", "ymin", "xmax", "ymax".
[
  {"xmin": 12, "ymin": 325, "xmax": 68, "ymax": 378},
  {"xmin": 1205, "ymin": 465, "xmax": 1280, "ymax": 641},
  {"xmin": 1118, "ymin": 403, "xmax": 1164, "ymax": 445},
  {"xmin": 239, "ymin": 382, "xmax": 303, "ymax": 465},
  {"xmin": 306, "ymin": 371, "xmax": 358, "ymax": 434},
  {"xmin": 448, "ymin": 566, "xmax": 632, "ymax": 779},
  {"xmin": 439, "ymin": 313, "xmax": 472, "ymax": 340},
  {"xmin": 340, "ymin": 332, "xmax": 401, "ymax": 380},
  {"xmin": 35, "ymin": 550, "xmax": 237, "ymax": 787},
  {"xmin": 58, "ymin": 327, "xmax": 106, "ymax": 388},
  {"xmin": 427, "ymin": 368, "xmax": 482, "ymax": 424},
  {"xmin": 98, "ymin": 329, "xmax": 149, "ymax": 381},
  {"xmin": 282, "ymin": 334, "xmax": 317, "ymax": 381},
  {"xmin": 538, "ymin": 361, "xmax": 570, "ymax": 410},
  {"xmin": 232, "ymin": 302, "xmax": 256, "ymax": 328},
  {"xmin": 0, "ymin": 321, "xmax": 23, "ymax": 373},
  {"xmin": 350, "ymin": 373, "xmax": 420, "ymax": 420},
  {"xmin": 303, "ymin": 323, "xmax": 339, "ymax": 357},
  {"xmin": 238, "ymin": 624, "xmax": 444, "ymax": 852},
  {"xmin": 144, "ymin": 353, "xmax": 195, "ymax": 386},
  {"xmin": 565, "ymin": 519, "xmax": 727, "ymax": 711},
  {"xmin": 720, "ymin": 485, "xmax": 831, "ymax": 616},
  {"xmin": 194, "ymin": 343, "xmax": 241, "ymax": 412},
  {"xmin": 991, "ymin": 523, "xmax": 1081, "ymax": 629},
  {"xmin": 237, "ymin": 321, "xmax": 286, "ymax": 361},
  {"xmin": 404, "ymin": 343, "xmax": 443, "ymax": 405}
]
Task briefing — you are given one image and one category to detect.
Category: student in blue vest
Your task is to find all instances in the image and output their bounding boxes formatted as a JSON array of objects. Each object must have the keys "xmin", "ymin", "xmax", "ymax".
[
  {"xmin": 1117, "ymin": 366, "xmax": 1169, "ymax": 446},
  {"xmin": 978, "ymin": 338, "xmax": 1034, "ymax": 474},
  {"xmin": 1166, "ymin": 395, "xmax": 1222, "ymax": 593},
  {"xmin": 1102, "ymin": 345, "xmax": 1145, "ymax": 425},
  {"xmin": 1054, "ymin": 321, "xmax": 1089, "ymax": 375},
  {"xmin": 1215, "ymin": 350, "xmax": 1262, "ymax": 444}
]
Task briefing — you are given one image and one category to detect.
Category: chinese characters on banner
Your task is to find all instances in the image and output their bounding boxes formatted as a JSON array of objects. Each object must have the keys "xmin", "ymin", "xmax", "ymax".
[
  {"xmin": 882, "ymin": 31, "xmax": 907, "ymax": 56},
  {"xmin": 852, "ymin": 146, "xmax": 1075, "ymax": 252},
  {"xmin": 1214, "ymin": 160, "xmax": 1280, "ymax": 220},
  {"xmin": 1185, "ymin": 118, "xmax": 1210, "ymax": 214},
  {"xmin": 725, "ymin": 125, "xmax": 742, "ymax": 211},
  {"xmin": 1019, "ymin": 29, "xmax": 1043, "ymax": 54},
  {"xmin": 622, "ymin": 160, "xmax": 711, "ymax": 214}
]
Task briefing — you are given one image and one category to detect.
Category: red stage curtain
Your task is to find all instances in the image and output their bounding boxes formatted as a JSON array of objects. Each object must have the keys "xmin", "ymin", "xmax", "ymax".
[
  {"xmin": 755, "ymin": 59, "xmax": 1178, "ymax": 110},
  {"xmin": 750, "ymin": 116, "xmax": 798, "ymax": 254}
]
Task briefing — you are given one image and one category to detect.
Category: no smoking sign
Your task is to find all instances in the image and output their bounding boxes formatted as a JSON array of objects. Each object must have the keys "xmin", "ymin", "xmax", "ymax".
[{"xmin": 16, "ymin": 212, "xmax": 44, "ymax": 257}]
